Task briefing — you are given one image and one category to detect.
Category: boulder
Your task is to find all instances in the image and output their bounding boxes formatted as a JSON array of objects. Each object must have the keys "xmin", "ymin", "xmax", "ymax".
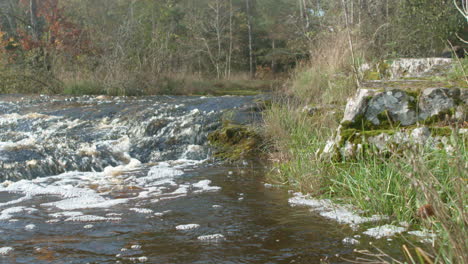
[
  {"xmin": 322, "ymin": 85, "xmax": 466, "ymax": 160},
  {"xmin": 365, "ymin": 90, "xmax": 417, "ymax": 126},
  {"xmin": 418, "ymin": 88, "xmax": 456, "ymax": 120},
  {"xmin": 359, "ymin": 58, "xmax": 454, "ymax": 80},
  {"xmin": 388, "ymin": 58, "xmax": 452, "ymax": 79},
  {"xmin": 342, "ymin": 89, "xmax": 376, "ymax": 123}
]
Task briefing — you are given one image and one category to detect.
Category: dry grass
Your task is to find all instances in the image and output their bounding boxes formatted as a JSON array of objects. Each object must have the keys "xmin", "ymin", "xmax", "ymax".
[{"xmin": 281, "ymin": 31, "xmax": 363, "ymax": 106}]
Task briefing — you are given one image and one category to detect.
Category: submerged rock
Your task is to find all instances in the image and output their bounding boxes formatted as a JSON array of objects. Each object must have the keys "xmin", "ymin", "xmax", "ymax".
[{"xmin": 208, "ymin": 124, "xmax": 263, "ymax": 161}]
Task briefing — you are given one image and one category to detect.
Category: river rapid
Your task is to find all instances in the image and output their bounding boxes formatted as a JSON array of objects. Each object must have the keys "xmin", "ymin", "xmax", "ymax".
[{"xmin": 0, "ymin": 94, "xmax": 403, "ymax": 264}]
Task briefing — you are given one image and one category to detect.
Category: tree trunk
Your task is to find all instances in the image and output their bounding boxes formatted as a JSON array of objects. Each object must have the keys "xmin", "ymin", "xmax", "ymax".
[
  {"xmin": 227, "ymin": 0, "xmax": 233, "ymax": 79},
  {"xmin": 246, "ymin": 0, "xmax": 254, "ymax": 78},
  {"xmin": 29, "ymin": 0, "xmax": 39, "ymax": 41}
]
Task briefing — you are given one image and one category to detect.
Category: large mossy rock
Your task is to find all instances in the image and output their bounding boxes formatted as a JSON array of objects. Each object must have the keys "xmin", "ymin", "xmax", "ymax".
[
  {"xmin": 360, "ymin": 58, "xmax": 454, "ymax": 80},
  {"xmin": 323, "ymin": 86, "xmax": 467, "ymax": 160},
  {"xmin": 342, "ymin": 87, "xmax": 464, "ymax": 130},
  {"xmin": 208, "ymin": 124, "xmax": 263, "ymax": 161}
]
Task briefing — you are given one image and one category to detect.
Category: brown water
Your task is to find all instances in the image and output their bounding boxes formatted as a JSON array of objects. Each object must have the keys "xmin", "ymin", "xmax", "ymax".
[{"xmin": 0, "ymin": 95, "xmax": 404, "ymax": 264}]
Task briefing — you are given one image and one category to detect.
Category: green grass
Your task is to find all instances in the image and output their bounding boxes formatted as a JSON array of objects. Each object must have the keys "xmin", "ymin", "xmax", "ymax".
[{"xmin": 264, "ymin": 101, "xmax": 467, "ymax": 262}]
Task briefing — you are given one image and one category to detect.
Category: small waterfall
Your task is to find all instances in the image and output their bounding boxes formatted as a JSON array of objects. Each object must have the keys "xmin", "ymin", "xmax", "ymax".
[{"xmin": 0, "ymin": 95, "xmax": 258, "ymax": 181}]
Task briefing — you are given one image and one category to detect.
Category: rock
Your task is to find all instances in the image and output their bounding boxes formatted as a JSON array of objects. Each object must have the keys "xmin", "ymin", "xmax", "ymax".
[
  {"xmin": 322, "ymin": 67, "xmax": 466, "ymax": 160},
  {"xmin": 342, "ymin": 89, "xmax": 375, "ymax": 123},
  {"xmin": 441, "ymin": 46, "xmax": 466, "ymax": 58},
  {"xmin": 419, "ymin": 88, "xmax": 455, "ymax": 120},
  {"xmin": 387, "ymin": 58, "xmax": 453, "ymax": 79},
  {"xmin": 302, "ymin": 106, "xmax": 316, "ymax": 116},
  {"xmin": 460, "ymin": 89, "xmax": 468, "ymax": 105},
  {"xmin": 455, "ymin": 105, "xmax": 467, "ymax": 122},
  {"xmin": 208, "ymin": 124, "xmax": 263, "ymax": 161},
  {"xmin": 410, "ymin": 127, "xmax": 431, "ymax": 144},
  {"xmin": 365, "ymin": 90, "xmax": 417, "ymax": 126}
]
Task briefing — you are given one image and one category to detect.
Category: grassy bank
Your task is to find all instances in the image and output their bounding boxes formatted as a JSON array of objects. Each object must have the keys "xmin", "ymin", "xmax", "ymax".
[
  {"xmin": 263, "ymin": 33, "xmax": 467, "ymax": 263},
  {"xmin": 0, "ymin": 66, "xmax": 277, "ymax": 96}
]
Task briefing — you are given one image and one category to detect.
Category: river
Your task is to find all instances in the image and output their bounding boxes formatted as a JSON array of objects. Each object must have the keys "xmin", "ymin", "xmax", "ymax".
[{"xmin": 0, "ymin": 94, "xmax": 404, "ymax": 263}]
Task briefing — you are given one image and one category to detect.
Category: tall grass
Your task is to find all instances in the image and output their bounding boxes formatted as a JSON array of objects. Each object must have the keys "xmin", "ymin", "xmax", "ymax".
[
  {"xmin": 282, "ymin": 31, "xmax": 361, "ymax": 106},
  {"xmin": 264, "ymin": 103, "xmax": 330, "ymax": 193}
]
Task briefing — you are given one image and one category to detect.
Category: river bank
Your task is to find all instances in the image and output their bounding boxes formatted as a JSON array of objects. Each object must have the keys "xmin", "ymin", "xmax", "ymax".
[{"xmin": 262, "ymin": 56, "xmax": 467, "ymax": 263}]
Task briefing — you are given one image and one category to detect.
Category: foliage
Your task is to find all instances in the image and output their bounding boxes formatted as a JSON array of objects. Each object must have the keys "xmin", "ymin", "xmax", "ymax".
[{"xmin": 0, "ymin": 0, "xmax": 466, "ymax": 94}]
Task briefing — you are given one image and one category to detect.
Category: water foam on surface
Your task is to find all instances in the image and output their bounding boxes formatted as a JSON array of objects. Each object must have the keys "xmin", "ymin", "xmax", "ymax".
[
  {"xmin": 197, "ymin": 234, "xmax": 225, "ymax": 242},
  {"xmin": 176, "ymin": 224, "xmax": 200, "ymax": 230},
  {"xmin": 0, "ymin": 159, "xmax": 222, "ymax": 241},
  {"xmin": 363, "ymin": 225, "xmax": 406, "ymax": 238},
  {"xmin": 289, "ymin": 193, "xmax": 388, "ymax": 225}
]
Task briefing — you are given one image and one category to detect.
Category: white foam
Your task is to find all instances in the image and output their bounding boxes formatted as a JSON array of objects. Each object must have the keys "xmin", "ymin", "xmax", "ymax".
[
  {"xmin": 363, "ymin": 225, "xmax": 406, "ymax": 238},
  {"xmin": 43, "ymin": 196, "xmax": 129, "ymax": 210},
  {"xmin": 64, "ymin": 215, "xmax": 121, "ymax": 222},
  {"xmin": 342, "ymin": 237, "xmax": 359, "ymax": 245},
  {"xmin": 407, "ymin": 230, "xmax": 436, "ymax": 238},
  {"xmin": 0, "ymin": 207, "xmax": 38, "ymax": 220},
  {"xmin": 139, "ymin": 163, "xmax": 184, "ymax": 184},
  {"xmin": 176, "ymin": 224, "xmax": 200, "ymax": 230},
  {"xmin": 197, "ymin": 234, "xmax": 225, "ymax": 241},
  {"xmin": 192, "ymin": 180, "xmax": 221, "ymax": 193},
  {"xmin": 103, "ymin": 158, "xmax": 141, "ymax": 176},
  {"xmin": 25, "ymin": 224, "xmax": 36, "ymax": 230},
  {"xmin": 0, "ymin": 137, "xmax": 36, "ymax": 151},
  {"xmin": 131, "ymin": 245, "xmax": 142, "ymax": 250},
  {"xmin": 84, "ymin": 224, "xmax": 94, "ymax": 229},
  {"xmin": 138, "ymin": 256, "xmax": 148, "ymax": 262},
  {"xmin": 289, "ymin": 194, "xmax": 388, "ymax": 225},
  {"xmin": 171, "ymin": 185, "xmax": 189, "ymax": 195},
  {"xmin": 408, "ymin": 230, "xmax": 437, "ymax": 243},
  {"xmin": 130, "ymin": 208, "xmax": 153, "ymax": 214},
  {"xmin": 0, "ymin": 247, "xmax": 13, "ymax": 255},
  {"xmin": 49, "ymin": 211, "xmax": 84, "ymax": 218},
  {"xmin": 154, "ymin": 210, "xmax": 171, "ymax": 217}
]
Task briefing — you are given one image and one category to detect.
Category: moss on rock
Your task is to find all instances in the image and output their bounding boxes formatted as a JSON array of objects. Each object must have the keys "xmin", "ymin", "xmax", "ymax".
[
  {"xmin": 208, "ymin": 124, "xmax": 263, "ymax": 161},
  {"xmin": 428, "ymin": 127, "xmax": 453, "ymax": 137}
]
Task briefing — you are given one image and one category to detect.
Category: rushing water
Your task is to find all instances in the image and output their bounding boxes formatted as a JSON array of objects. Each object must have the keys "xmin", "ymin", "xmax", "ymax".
[{"xmin": 0, "ymin": 94, "xmax": 406, "ymax": 264}]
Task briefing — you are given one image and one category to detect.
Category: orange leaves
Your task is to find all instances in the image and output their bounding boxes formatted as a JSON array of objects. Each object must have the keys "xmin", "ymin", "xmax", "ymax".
[{"xmin": 14, "ymin": 0, "xmax": 90, "ymax": 56}]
